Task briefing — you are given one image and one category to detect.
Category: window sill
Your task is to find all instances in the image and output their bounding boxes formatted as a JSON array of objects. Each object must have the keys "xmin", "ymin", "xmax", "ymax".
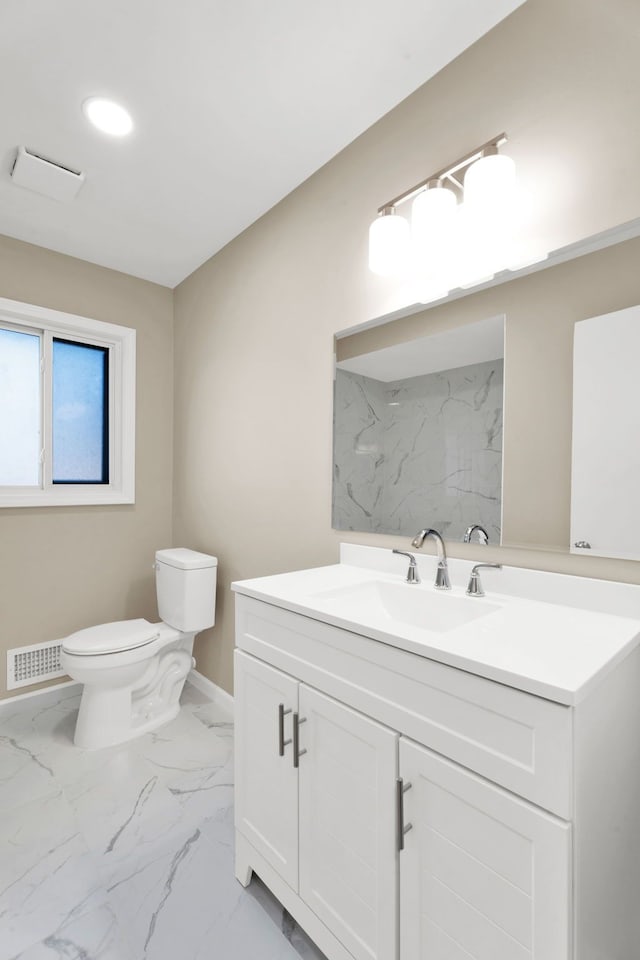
[{"xmin": 0, "ymin": 487, "xmax": 135, "ymax": 508}]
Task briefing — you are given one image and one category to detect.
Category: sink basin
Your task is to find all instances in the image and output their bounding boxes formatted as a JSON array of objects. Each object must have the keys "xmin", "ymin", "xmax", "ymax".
[{"xmin": 309, "ymin": 580, "xmax": 500, "ymax": 633}]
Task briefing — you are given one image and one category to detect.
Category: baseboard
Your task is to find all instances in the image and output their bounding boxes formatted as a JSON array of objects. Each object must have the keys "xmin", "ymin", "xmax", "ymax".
[
  {"xmin": 188, "ymin": 668, "xmax": 234, "ymax": 715},
  {"xmin": 0, "ymin": 678, "xmax": 80, "ymax": 709},
  {"xmin": 0, "ymin": 670, "xmax": 233, "ymax": 715}
]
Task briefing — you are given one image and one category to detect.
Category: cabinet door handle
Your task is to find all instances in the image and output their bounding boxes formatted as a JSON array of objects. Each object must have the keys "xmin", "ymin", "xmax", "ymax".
[
  {"xmin": 293, "ymin": 713, "xmax": 307, "ymax": 768},
  {"xmin": 396, "ymin": 778, "xmax": 413, "ymax": 851},
  {"xmin": 278, "ymin": 703, "xmax": 292, "ymax": 756}
]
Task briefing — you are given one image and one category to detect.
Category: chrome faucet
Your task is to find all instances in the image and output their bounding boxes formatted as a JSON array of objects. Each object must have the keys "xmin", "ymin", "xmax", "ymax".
[
  {"xmin": 410, "ymin": 528, "xmax": 451, "ymax": 590},
  {"xmin": 464, "ymin": 524, "xmax": 489, "ymax": 545}
]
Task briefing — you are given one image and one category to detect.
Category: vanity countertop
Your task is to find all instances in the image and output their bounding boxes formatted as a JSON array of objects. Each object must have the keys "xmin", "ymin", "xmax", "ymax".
[{"xmin": 232, "ymin": 544, "xmax": 640, "ymax": 706}]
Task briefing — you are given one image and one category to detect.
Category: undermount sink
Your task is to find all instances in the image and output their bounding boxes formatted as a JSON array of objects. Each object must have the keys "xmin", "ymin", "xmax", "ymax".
[{"xmin": 309, "ymin": 579, "xmax": 501, "ymax": 633}]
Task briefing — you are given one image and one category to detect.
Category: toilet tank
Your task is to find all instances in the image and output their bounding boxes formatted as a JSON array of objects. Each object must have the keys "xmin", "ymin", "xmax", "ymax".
[{"xmin": 155, "ymin": 548, "xmax": 217, "ymax": 632}]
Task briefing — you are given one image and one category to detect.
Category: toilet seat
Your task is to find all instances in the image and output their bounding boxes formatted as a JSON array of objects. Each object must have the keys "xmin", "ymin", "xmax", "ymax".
[{"xmin": 62, "ymin": 618, "xmax": 160, "ymax": 656}]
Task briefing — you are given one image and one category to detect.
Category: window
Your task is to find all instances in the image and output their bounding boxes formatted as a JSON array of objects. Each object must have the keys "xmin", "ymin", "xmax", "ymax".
[{"xmin": 0, "ymin": 297, "xmax": 135, "ymax": 506}]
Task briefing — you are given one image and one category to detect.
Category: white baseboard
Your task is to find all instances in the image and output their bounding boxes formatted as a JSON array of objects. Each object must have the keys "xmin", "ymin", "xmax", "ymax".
[
  {"xmin": 0, "ymin": 670, "xmax": 233, "ymax": 716},
  {"xmin": 0, "ymin": 678, "xmax": 80, "ymax": 709},
  {"xmin": 187, "ymin": 668, "xmax": 234, "ymax": 715}
]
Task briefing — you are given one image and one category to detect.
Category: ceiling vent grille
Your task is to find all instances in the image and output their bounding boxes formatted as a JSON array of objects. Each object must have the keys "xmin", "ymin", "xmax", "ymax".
[
  {"xmin": 7, "ymin": 640, "xmax": 66, "ymax": 689},
  {"xmin": 11, "ymin": 146, "xmax": 86, "ymax": 202}
]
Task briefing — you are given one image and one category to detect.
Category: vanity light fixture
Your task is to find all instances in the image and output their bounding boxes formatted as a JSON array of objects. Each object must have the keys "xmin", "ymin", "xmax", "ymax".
[
  {"xmin": 369, "ymin": 133, "xmax": 521, "ymax": 298},
  {"xmin": 82, "ymin": 97, "xmax": 134, "ymax": 137}
]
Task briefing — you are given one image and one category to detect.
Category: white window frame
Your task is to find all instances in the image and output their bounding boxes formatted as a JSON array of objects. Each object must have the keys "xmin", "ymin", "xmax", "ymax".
[{"xmin": 0, "ymin": 296, "xmax": 135, "ymax": 507}]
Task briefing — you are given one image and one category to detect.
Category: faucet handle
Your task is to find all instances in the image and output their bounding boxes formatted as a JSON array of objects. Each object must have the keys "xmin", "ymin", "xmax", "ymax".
[
  {"xmin": 392, "ymin": 549, "xmax": 421, "ymax": 584},
  {"xmin": 466, "ymin": 562, "xmax": 502, "ymax": 597}
]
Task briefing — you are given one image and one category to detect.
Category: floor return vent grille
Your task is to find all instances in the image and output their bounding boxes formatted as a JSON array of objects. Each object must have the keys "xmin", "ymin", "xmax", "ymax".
[{"xmin": 7, "ymin": 640, "xmax": 66, "ymax": 689}]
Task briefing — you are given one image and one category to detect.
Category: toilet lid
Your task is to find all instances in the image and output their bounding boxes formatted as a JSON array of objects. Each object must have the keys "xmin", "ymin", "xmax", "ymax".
[{"xmin": 62, "ymin": 619, "xmax": 160, "ymax": 656}]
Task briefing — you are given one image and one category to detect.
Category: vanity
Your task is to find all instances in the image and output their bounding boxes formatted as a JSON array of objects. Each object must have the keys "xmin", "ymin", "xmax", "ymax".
[{"xmin": 232, "ymin": 544, "xmax": 640, "ymax": 960}]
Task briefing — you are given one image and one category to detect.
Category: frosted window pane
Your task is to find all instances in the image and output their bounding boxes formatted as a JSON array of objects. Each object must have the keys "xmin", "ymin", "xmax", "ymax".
[
  {"xmin": 52, "ymin": 339, "xmax": 108, "ymax": 483},
  {"xmin": 0, "ymin": 328, "xmax": 41, "ymax": 485}
]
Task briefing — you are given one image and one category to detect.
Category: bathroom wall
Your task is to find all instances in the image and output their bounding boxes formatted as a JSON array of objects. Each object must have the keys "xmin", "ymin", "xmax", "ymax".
[
  {"xmin": 332, "ymin": 361, "xmax": 503, "ymax": 540},
  {"xmin": 173, "ymin": 0, "xmax": 640, "ymax": 696},
  {"xmin": 0, "ymin": 234, "xmax": 173, "ymax": 700}
]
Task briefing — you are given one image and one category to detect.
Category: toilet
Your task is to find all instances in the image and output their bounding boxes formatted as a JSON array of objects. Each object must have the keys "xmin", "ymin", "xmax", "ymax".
[{"xmin": 61, "ymin": 547, "xmax": 217, "ymax": 750}]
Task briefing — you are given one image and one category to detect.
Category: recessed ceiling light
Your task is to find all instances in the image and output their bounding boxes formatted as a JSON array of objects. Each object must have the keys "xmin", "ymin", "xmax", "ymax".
[{"xmin": 82, "ymin": 97, "xmax": 133, "ymax": 137}]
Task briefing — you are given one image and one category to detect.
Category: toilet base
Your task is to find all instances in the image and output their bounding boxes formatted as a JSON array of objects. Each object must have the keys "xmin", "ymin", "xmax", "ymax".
[
  {"xmin": 74, "ymin": 691, "xmax": 183, "ymax": 750},
  {"xmin": 72, "ymin": 635, "xmax": 194, "ymax": 750}
]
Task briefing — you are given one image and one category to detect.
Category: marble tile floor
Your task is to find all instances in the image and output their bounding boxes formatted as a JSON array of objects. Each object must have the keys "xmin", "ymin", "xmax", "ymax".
[{"xmin": 0, "ymin": 682, "xmax": 328, "ymax": 960}]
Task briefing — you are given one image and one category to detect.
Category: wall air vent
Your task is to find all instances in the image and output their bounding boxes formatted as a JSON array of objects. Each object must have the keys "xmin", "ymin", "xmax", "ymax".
[
  {"xmin": 7, "ymin": 640, "xmax": 66, "ymax": 689},
  {"xmin": 11, "ymin": 146, "xmax": 86, "ymax": 202}
]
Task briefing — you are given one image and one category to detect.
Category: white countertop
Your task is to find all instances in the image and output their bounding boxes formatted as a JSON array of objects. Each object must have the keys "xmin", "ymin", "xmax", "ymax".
[{"xmin": 232, "ymin": 544, "xmax": 640, "ymax": 705}]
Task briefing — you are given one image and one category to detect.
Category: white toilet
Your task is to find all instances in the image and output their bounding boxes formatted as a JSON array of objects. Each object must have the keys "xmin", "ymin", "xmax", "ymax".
[{"xmin": 61, "ymin": 547, "xmax": 217, "ymax": 750}]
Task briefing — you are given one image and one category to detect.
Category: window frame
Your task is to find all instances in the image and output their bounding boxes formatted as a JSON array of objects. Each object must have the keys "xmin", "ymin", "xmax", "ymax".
[{"xmin": 0, "ymin": 297, "xmax": 135, "ymax": 507}]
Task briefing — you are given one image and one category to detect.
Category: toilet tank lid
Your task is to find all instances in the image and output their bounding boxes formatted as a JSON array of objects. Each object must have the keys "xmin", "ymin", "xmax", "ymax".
[
  {"xmin": 62, "ymin": 619, "xmax": 159, "ymax": 656},
  {"xmin": 155, "ymin": 548, "xmax": 217, "ymax": 570}
]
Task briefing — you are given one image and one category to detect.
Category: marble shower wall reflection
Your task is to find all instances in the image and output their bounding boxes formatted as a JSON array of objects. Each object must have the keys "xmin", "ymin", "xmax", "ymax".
[{"xmin": 333, "ymin": 360, "xmax": 503, "ymax": 540}]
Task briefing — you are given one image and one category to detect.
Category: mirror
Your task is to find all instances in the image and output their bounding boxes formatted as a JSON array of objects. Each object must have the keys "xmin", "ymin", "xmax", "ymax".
[
  {"xmin": 332, "ymin": 314, "xmax": 504, "ymax": 542},
  {"xmin": 333, "ymin": 219, "xmax": 640, "ymax": 557}
]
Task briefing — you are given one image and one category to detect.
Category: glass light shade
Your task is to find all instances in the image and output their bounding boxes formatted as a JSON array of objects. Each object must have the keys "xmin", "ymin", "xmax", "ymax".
[
  {"xmin": 83, "ymin": 97, "xmax": 134, "ymax": 136},
  {"xmin": 368, "ymin": 211, "xmax": 410, "ymax": 277},
  {"xmin": 464, "ymin": 153, "xmax": 516, "ymax": 212},
  {"xmin": 411, "ymin": 185, "xmax": 457, "ymax": 247},
  {"xmin": 410, "ymin": 185, "xmax": 457, "ymax": 300}
]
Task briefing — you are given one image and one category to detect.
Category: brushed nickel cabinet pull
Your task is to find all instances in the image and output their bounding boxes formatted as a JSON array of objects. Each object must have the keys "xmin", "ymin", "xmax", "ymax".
[
  {"xmin": 293, "ymin": 713, "xmax": 307, "ymax": 768},
  {"xmin": 396, "ymin": 778, "xmax": 413, "ymax": 851},
  {"xmin": 278, "ymin": 703, "xmax": 292, "ymax": 756}
]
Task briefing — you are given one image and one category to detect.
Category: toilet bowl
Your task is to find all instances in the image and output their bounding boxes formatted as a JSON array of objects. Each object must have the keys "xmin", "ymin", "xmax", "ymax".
[{"xmin": 61, "ymin": 548, "xmax": 217, "ymax": 750}]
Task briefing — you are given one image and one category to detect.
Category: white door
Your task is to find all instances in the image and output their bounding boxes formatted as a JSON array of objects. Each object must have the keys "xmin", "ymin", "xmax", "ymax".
[
  {"xmin": 399, "ymin": 738, "xmax": 571, "ymax": 960},
  {"xmin": 298, "ymin": 685, "xmax": 399, "ymax": 960},
  {"xmin": 234, "ymin": 650, "xmax": 299, "ymax": 889}
]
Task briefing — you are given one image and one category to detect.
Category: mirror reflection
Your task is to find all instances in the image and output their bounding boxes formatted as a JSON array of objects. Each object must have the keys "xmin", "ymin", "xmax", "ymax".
[{"xmin": 332, "ymin": 314, "xmax": 504, "ymax": 542}]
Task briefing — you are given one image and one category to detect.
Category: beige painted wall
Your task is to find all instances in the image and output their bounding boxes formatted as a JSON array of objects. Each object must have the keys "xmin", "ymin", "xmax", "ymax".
[
  {"xmin": 0, "ymin": 235, "xmax": 174, "ymax": 700},
  {"xmin": 173, "ymin": 0, "xmax": 640, "ymax": 695}
]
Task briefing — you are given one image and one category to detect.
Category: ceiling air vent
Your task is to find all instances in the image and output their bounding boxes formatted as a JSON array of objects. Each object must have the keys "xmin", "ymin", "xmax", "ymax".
[{"xmin": 11, "ymin": 146, "xmax": 86, "ymax": 202}]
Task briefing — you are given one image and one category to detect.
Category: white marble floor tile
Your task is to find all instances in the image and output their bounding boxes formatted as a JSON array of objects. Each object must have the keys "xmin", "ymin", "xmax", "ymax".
[
  {"xmin": 10, "ymin": 902, "xmax": 132, "ymax": 960},
  {"xmin": 0, "ymin": 683, "xmax": 327, "ymax": 960},
  {"xmin": 0, "ymin": 735, "xmax": 59, "ymax": 811},
  {"xmin": 62, "ymin": 756, "xmax": 184, "ymax": 880},
  {"xmin": 106, "ymin": 825, "xmax": 245, "ymax": 960},
  {"xmin": 186, "ymin": 698, "xmax": 234, "ymax": 737},
  {"xmin": 135, "ymin": 727, "xmax": 234, "ymax": 831},
  {"xmin": 0, "ymin": 792, "xmax": 105, "ymax": 958}
]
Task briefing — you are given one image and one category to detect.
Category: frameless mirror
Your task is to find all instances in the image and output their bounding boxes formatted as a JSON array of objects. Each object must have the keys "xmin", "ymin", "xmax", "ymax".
[
  {"xmin": 333, "ymin": 219, "xmax": 640, "ymax": 559},
  {"xmin": 332, "ymin": 314, "xmax": 504, "ymax": 542}
]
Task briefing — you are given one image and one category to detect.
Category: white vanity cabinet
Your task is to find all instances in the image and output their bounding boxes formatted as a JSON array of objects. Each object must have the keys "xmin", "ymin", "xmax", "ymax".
[
  {"xmin": 399, "ymin": 739, "xmax": 570, "ymax": 960},
  {"xmin": 234, "ymin": 649, "xmax": 399, "ymax": 960},
  {"xmin": 234, "ymin": 653, "xmax": 300, "ymax": 889},
  {"xmin": 234, "ymin": 589, "xmax": 640, "ymax": 960}
]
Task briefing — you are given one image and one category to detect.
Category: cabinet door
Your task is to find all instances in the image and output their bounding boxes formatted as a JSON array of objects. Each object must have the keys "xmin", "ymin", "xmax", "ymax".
[
  {"xmin": 399, "ymin": 738, "xmax": 571, "ymax": 960},
  {"xmin": 299, "ymin": 686, "xmax": 399, "ymax": 960},
  {"xmin": 234, "ymin": 650, "xmax": 299, "ymax": 889}
]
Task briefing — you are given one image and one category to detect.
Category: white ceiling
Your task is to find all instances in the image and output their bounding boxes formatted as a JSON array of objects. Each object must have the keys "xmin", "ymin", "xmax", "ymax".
[{"xmin": 0, "ymin": 0, "xmax": 524, "ymax": 287}]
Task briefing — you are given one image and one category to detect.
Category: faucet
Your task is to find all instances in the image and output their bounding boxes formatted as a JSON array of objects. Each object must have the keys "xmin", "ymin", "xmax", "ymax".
[
  {"xmin": 464, "ymin": 524, "xmax": 489, "ymax": 545},
  {"xmin": 410, "ymin": 528, "xmax": 451, "ymax": 590}
]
